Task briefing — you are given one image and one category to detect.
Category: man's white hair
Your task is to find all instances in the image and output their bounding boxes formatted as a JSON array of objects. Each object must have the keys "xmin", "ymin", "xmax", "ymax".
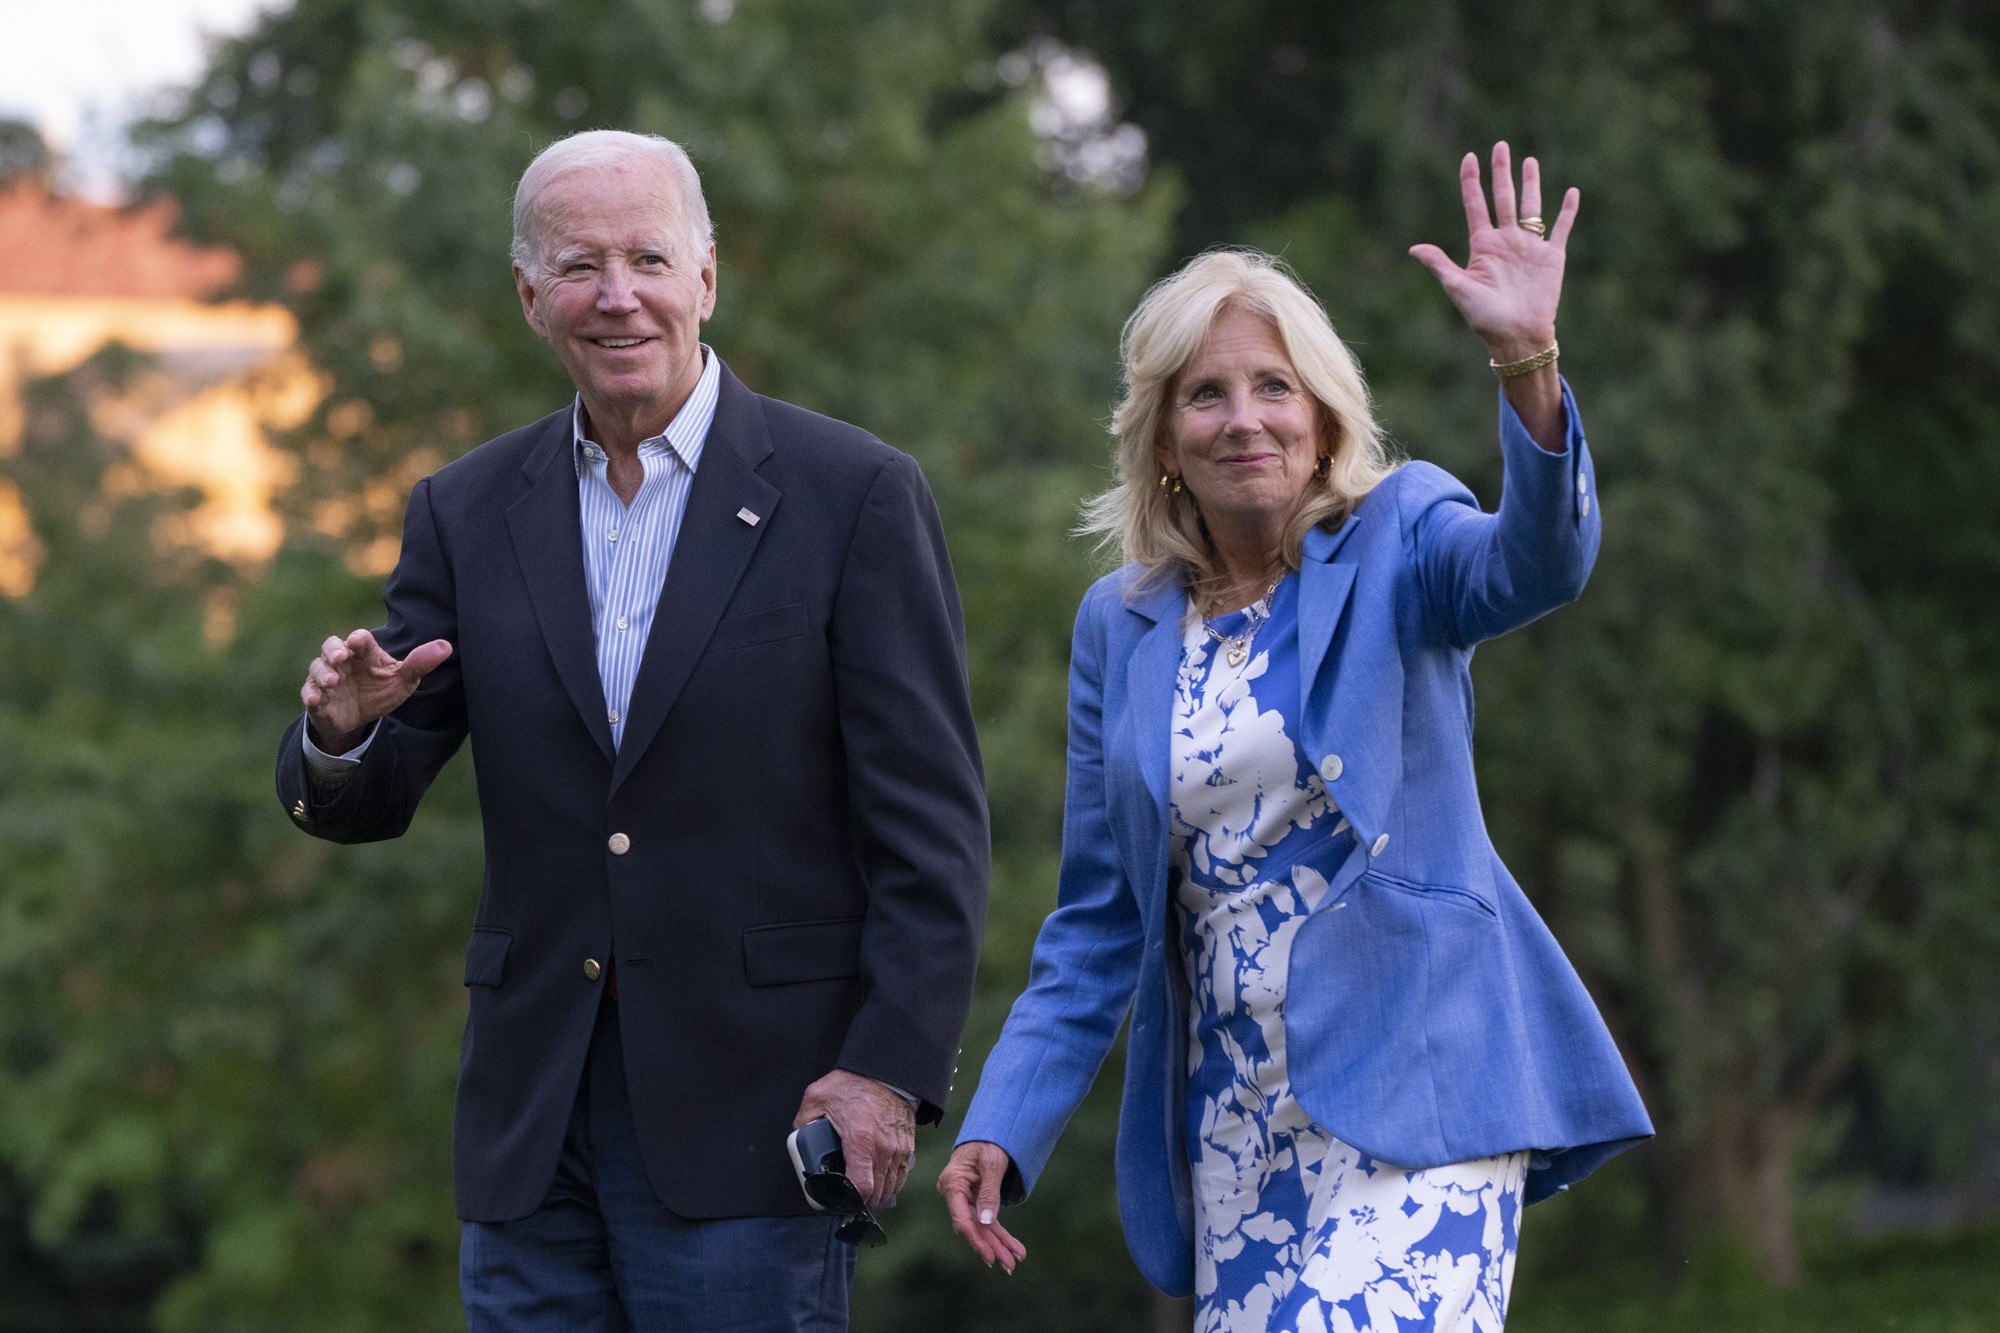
[{"xmin": 510, "ymin": 130, "xmax": 713, "ymax": 274}]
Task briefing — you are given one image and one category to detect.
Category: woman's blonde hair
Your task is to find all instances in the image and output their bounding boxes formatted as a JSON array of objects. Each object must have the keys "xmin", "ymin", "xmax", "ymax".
[{"xmin": 1080, "ymin": 248, "xmax": 1397, "ymax": 601}]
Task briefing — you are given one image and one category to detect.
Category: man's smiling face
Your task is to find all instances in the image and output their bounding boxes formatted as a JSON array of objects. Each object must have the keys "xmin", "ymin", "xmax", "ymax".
[{"xmin": 513, "ymin": 154, "xmax": 716, "ymax": 440}]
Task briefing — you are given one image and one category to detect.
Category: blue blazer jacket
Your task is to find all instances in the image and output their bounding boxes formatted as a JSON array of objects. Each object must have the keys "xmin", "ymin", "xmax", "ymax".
[{"xmin": 957, "ymin": 386, "xmax": 1652, "ymax": 1296}]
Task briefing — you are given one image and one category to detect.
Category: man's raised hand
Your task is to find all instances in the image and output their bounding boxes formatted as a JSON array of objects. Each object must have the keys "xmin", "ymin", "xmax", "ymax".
[{"xmin": 300, "ymin": 629, "xmax": 452, "ymax": 753}]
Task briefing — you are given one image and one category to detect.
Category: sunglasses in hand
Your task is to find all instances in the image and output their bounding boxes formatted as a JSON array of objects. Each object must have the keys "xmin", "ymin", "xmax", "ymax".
[{"xmin": 786, "ymin": 1117, "xmax": 888, "ymax": 1248}]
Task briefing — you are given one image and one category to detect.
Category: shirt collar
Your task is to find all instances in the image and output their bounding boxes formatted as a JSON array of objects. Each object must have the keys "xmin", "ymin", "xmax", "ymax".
[{"xmin": 572, "ymin": 344, "xmax": 721, "ymax": 477}]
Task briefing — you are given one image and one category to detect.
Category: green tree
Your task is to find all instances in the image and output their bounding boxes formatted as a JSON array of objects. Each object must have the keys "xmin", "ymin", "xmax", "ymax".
[
  {"xmin": 0, "ymin": 346, "xmax": 480, "ymax": 1331},
  {"xmin": 0, "ymin": 120, "xmax": 54, "ymax": 185}
]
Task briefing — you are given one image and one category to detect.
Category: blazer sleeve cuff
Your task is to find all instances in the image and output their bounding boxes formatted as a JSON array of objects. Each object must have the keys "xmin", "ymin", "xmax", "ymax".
[{"xmin": 1495, "ymin": 377, "xmax": 1596, "ymax": 531}]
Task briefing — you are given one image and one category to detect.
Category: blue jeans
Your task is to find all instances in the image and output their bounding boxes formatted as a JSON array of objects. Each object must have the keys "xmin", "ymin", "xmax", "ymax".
[{"xmin": 460, "ymin": 1005, "xmax": 856, "ymax": 1332}]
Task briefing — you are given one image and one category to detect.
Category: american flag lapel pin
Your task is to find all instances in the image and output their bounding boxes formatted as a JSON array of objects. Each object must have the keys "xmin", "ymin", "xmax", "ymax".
[{"xmin": 736, "ymin": 507, "xmax": 761, "ymax": 526}]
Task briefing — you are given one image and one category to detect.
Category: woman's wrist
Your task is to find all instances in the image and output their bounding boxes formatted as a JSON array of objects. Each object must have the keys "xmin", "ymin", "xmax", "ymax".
[
  {"xmin": 1481, "ymin": 328, "xmax": 1558, "ymax": 365},
  {"xmin": 1497, "ymin": 362, "xmax": 1569, "ymax": 453},
  {"xmin": 1491, "ymin": 343, "xmax": 1560, "ymax": 379}
]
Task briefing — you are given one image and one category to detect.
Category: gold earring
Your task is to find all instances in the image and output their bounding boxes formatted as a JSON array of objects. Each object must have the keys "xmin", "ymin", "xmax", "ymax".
[
  {"xmin": 1313, "ymin": 454, "xmax": 1331, "ymax": 479},
  {"xmin": 1160, "ymin": 472, "xmax": 1183, "ymax": 496}
]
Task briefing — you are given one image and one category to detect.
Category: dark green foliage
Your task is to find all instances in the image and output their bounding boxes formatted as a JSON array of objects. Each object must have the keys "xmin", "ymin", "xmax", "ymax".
[
  {"xmin": 0, "ymin": 353, "xmax": 477, "ymax": 1331},
  {"xmin": 1512, "ymin": 1216, "xmax": 2000, "ymax": 1332},
  {"xmin": 0, "ymin": 121, "xmax": 54, "ymax": 184}
]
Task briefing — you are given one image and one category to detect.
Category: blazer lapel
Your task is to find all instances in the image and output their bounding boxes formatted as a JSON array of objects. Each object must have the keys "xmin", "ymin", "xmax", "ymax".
[
  {"xmin": 1117, "ymin": 579, "xmax": 1186, "ymax": 919},
  {"xmin": 506, "ymin": 412, "xmax": 615, "ymax": 761},
  {"xmin": 1298, "ymin": 502, "xmax": 1400, "ymax": 869},
  {"xmin": 611, "ymin": 365, "xmax": 779, "ymax": 793},
  {"xmin": 1299, "ymin": 515, "xmax": 1362, "ymax": 713},
  {"xmin": 1126, "ymin": 581, "xmax": 1187, "ymax": 816}
]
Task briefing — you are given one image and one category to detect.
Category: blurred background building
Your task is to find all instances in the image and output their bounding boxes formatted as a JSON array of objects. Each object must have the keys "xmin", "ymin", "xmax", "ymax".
[{"xmin": 0, "ymin": 159, "xmax": 312, "ymax": 600}]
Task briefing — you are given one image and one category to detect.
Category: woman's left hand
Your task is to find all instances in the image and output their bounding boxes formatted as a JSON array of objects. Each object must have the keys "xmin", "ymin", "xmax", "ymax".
[
  {"xmin": 1409, "ymin": 142, "xmax": 1577, "ymax": 363},
  {"xmin": 937, "ymin": 1140, "xmax": 1028, "ymax": 1273}
]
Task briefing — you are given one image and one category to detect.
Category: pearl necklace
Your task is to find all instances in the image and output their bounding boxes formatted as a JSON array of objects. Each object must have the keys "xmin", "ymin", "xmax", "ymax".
[{"xmin": 1202, "ymin": 575, "xmax": 1282, "ymax": 668}]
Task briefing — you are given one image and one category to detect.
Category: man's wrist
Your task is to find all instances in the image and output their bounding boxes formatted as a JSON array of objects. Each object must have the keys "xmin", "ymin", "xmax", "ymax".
[
  {"xmin": 300, "ymin": 716, "xmax": 378, "ymax": 780},
  {"xmin": 307, "ymin": 720, "xmax": 369, "ymax": 754}
]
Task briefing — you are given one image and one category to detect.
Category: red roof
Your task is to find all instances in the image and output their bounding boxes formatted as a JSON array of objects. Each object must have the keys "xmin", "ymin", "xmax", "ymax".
[{"xmin": 0, "ymin": 182, "xmax": 241, "ymax": 299}]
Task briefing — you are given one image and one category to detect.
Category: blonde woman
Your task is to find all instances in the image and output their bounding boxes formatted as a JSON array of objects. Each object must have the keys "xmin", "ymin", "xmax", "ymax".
[{"xmin": 938, "ymin": 145, "xmax": 1651, "ymax": 1332}]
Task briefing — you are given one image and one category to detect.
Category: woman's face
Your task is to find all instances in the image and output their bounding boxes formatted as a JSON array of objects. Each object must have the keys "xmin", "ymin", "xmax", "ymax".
[{"xmin": 1156, "ymin": 305, "xmax": 1324, "ymax": 549}]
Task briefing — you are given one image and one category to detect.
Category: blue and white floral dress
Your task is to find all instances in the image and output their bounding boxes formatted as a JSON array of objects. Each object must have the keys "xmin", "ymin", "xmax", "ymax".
[{"xmin": 1169, "ymin": 575, "xmax": 1527, "ymax": 1333}]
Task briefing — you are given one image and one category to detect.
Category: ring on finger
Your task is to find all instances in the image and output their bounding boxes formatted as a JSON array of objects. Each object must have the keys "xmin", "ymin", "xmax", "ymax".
[{"xmin": 1519, "ymin": 216, "xmax": 1546, "ymax": 237}]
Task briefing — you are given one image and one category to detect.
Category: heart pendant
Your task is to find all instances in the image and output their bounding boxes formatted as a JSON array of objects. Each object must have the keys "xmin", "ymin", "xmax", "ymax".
[{"xmin": 1227, "ymin": 645, "xmax": 1248, "ymax": 668}]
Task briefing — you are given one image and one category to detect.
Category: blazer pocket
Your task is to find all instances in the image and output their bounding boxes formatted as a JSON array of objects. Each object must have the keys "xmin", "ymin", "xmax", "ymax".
[
  {"xmin": 742, "ymin": 916, "xmax": 864, "ymax": 987},
  {"xmin": 1361, "ymin": 870, "xmax": 1497, "ymax": 920},
  {"xmin": 707, "ymin": 602, "xmax": 809, "ymax": 655},
  {"xmin": 464, "ymin": 927, "xmax": 513, "ymax": 987}
]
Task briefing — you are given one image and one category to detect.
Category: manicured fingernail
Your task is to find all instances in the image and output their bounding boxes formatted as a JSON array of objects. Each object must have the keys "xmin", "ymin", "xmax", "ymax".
[{"xmin": 979, "ymin": 1209, "xmax": 994, "ymax": 1225}]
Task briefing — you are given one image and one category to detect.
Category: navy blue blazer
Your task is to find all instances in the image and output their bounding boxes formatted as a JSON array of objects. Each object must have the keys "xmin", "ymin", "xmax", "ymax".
[
  {"xmin": 957, "ymin": 386, "xmax": 1651, "ymax": 1296},
  {"xmin": 279, "ymin": 362, "xmax": 989, "ymax": 1223}
]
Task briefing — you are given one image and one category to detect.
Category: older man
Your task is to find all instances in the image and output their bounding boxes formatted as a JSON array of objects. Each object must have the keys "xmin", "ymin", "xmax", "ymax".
[{"xmin": 277, "ymin": 130, "xmax": 989, "ymax": 1330}]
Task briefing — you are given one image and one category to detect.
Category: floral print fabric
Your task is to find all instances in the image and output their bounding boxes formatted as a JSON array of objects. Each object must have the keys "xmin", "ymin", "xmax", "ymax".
[{"xmin": 1169, "ymin": 576, "xmax": 1526, "ymax": 1333}]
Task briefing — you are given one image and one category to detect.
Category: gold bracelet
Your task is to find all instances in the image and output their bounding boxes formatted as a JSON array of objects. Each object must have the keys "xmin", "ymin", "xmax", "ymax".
[{"xmin": 1489, "ymin": 342, "xmax": 1560, "ymax": 378}]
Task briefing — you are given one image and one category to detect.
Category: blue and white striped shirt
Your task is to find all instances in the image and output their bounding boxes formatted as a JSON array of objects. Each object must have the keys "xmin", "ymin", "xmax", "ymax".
[{"xmin": 573, "ymin": 346, "xmax": 721, "ymax": 750}]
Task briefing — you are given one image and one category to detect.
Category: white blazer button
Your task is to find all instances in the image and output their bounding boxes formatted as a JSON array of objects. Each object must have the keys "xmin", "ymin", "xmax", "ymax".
[
  {"xmin": 1319, "ymin": 754, "xmax": 1343, "ymax": 782},
  {"xmin": 1370, "ymin": 833, "xmax": 1389, "ymax": 857},
  {"xmin": 1578, "ymin": 473, "xmax": 1589, "ymax": 495},
  {"xmin": 1580, "ymin": 495, "xmax": 1592, "ymax": 517},
  {"xmin": 608, "ymin": 832, "xmax": 631, "ymax": 855}
]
